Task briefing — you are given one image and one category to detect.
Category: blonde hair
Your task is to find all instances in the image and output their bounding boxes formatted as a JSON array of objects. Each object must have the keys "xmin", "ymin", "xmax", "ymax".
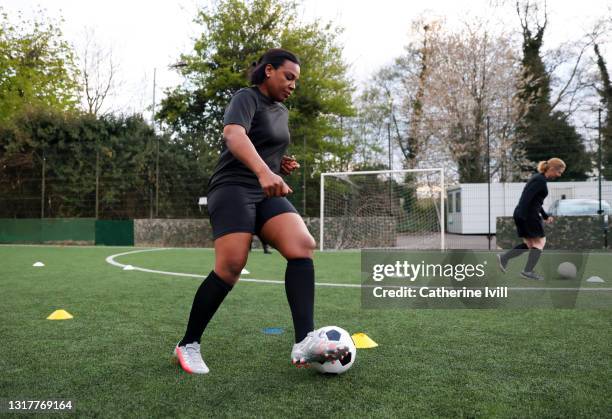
[{"xmin": 537, "ymin": 158, "xmax": 566, "ymax": 174}]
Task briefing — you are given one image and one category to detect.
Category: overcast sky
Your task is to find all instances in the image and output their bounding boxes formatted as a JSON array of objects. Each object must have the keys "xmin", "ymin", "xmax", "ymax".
[{"xmin": 2, "ymin": 0, "xmax": 610, "ymax": 118}]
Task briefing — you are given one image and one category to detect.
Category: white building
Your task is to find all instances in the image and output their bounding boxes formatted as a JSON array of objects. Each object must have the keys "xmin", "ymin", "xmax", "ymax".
[{"xmin": 446, "ymin": 181, "xmax": 612, "ymax": 234}]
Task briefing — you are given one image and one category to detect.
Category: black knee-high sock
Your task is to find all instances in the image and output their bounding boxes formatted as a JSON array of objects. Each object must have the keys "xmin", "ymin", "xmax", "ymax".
[
  {"xmin": 285, "ymin": 258, "xmax": 314, "ymax": 343},
  {"xmin": 179, "ymin": 271, "xmax": 233, "ymax": 346},
  {"xmin": 524, "ymin": 248, "xmax": 542, "ymax": 272},
  {"xmin": 501, "ymin": 243, "xmax": 529, "ymax": 264}
]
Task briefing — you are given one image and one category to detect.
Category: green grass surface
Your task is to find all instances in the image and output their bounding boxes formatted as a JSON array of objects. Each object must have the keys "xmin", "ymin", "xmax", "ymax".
[{"xmin": 1, "ymin": 245, "xmax": 611, "ymax": 418}]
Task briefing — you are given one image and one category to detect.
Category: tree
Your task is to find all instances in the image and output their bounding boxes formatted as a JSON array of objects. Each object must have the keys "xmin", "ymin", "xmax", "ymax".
[
  {"xmin": 514, "ymin": 1, "xmax": 591, "ymax": 180},
  {"xmin": 358, "ymin": 18, "xmax": 521, "ymax": 183},
  {"xmin": 393, "ymin": 20, "xmax": 436, "ymax": 170},
  {"xmin": 0, "ymin": 106, "xmax": 99, "ymax": 217},
  {"xmin": 157, "ymin": 0, "xmax": 354, "ymax": 215},
  {"xmin": 345, "ymin": 87, "xmax": 389, "ymax": 169},
  {"xmin": 0, "ymin": 105, "xmax": 208, "ymax": 219},
  {"xmin": 0, "ymin": 8, "xmax": 80, "ymax": 125},
  {"xmin": 425, "ymin": 20, "xmax": 522, "ymax": 182},
  {"xmin": 78, "ymin": 28, "xmax": 119, "ymax": 116},
  {"xmin": 594, "ymin": 43, "xmax": 612, "ymax": 180}
]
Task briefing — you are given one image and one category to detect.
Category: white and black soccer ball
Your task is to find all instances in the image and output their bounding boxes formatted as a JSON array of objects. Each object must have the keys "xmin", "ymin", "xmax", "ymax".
[{"xmin": 312, "ymin": 326, "xmax": 356, "ymax": 375}]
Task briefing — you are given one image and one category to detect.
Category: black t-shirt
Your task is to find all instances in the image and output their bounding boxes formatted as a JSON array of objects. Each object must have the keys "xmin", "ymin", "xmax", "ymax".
[
  {"xmin": 208, "ymin": 87, "xmax": 290, "ymax": 192},
  {"xmin": 514, "ymin": 173, "xmax": 549, "ymax": 220}
]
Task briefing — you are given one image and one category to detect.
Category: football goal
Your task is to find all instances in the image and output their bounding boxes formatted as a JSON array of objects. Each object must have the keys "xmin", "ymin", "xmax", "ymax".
[{"xmin": 319, "ymin": 168, "xmax": 445, "ymax": 250}]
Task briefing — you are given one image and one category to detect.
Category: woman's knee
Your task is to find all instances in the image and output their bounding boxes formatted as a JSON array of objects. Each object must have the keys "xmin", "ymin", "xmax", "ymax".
[
  {"xmin": 282, "ymin": 234, "xmax": 316, "ymax": 259},
  {"xmin": 213, "ymin": 232, "xmax": 251, "ymax": 283},
  {"xmin": 304, "ymin": 233, "xmax": 316, "ymax": 251},
  {"xmin": 215, "ymin": 255, "xmax": 247, "ymax": 283},
  {"xmin": 299, "ymin": 233, "xmax": 317, "ymax": 255}
]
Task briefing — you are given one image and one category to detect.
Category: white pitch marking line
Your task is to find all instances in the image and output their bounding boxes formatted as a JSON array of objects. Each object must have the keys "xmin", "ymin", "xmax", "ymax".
[
  {"xmin": 105, "ymin": 248, "xmax": 612, "ymax": 291},
  {"xmin": 105, "ymin": 248, "xmax": 359, "ymax": 287}
]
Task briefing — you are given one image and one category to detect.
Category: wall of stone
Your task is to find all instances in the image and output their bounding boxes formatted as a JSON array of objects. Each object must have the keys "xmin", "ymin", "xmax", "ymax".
[
  {"xmin": 496, "ymin": 216, "xmax": 610, "ymax": 250},
  {"xmin": 306, "ymin": 216, "xmax": 395, "ymax": 249},
  {"xmin": 134, "ymin": 219, "xmax": 214, "ymax": 248},
  {"xmin": 135, "ymin": 216, "xmax": 395, "ymax": 249}
]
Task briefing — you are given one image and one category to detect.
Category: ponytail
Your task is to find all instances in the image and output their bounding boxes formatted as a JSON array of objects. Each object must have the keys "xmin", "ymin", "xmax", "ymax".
[
  {"xmin": 537, "ymin": 158, "xmax": 566, "ymax": 174},
  {"xmin": 537, "ymin": 161, "xmax": 548, "ymax": 173}
]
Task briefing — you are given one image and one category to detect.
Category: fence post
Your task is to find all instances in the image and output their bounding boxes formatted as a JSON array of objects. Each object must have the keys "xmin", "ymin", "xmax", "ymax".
[
  {"xmin": 96, "ymin": 149, "xmax": 99, "ymax": 219},
  {"xmin": 598, "ymin": 108, "xmax": 608, "ymax": 249},
  {"xmin": 41, "ymin": 151, "xmax": 46, "ymax": 218},
  {"xmin": 487, "ymin": 116, "xmax": 491, "ymax": 250}
]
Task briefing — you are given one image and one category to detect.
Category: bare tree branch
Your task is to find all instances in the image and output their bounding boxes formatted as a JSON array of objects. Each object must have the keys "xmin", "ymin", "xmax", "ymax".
[
  {"xmin": 550, "ymin": 38, "xmax": 594, "ymax": 111},
  {"xmin": 78, "ymin": 28, "xmax": 119, "ymax": 116}
]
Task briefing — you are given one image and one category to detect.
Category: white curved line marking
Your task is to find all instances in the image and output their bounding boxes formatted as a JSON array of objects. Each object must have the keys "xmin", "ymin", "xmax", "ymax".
[
  {"xmin": 105, "ymin": 248, "xmax": 612, "ymax": 291},
  {"xmin": 105, "ymin": 248, "xmax": 359, "ymax": 287}
]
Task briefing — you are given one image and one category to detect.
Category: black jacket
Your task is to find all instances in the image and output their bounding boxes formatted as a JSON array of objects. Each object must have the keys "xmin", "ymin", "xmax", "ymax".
[{"xmin": 514, "ymin": 173, "xmax": 549, "ymax": 220}]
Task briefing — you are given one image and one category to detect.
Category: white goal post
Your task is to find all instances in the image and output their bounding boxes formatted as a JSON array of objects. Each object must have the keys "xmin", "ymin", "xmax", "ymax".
[{"xmin": 319, "ymin": 168, "xmax": 445, "ymax": 250}]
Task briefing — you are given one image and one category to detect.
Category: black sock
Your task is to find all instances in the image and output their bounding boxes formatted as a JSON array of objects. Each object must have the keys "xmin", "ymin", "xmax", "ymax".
[
  {"xmin": 524, "ymin": 248, "xmax": 542, "ymax": 272},
  {"xmin": 501, "ymin": 243, "xmax": 529, "ymax": 264},
  {"xmin": 285, "ymin": 258, "xmax": 315, "ymax": 343},
  {"xmin": 179, "ymin": 271, "xmax": 233, "ymax": 346}
]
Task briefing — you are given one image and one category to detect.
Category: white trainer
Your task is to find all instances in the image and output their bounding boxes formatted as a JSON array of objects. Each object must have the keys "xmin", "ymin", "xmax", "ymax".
[
  {"xmin": 173, "ymin": 342, "xmax": 210, "ymax": 374},
  {"xmin": 291, "ymin": 330, "xmax": 349, "ymax": 367}
]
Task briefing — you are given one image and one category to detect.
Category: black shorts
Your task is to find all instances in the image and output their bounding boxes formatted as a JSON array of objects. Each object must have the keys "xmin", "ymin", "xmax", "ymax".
[
  {"xmin": 207, "ymin": 184, "xmax": 298, "ymax": 240},
  {"xmin": 514, "ymin": 215, "xmax": 545, "ymax": 238}
]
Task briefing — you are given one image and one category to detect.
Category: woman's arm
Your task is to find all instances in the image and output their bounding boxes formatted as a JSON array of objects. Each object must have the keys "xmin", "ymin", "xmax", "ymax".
[{"xmin": 223, "ymin": 124, "xmax": 292, "ymax": 197}]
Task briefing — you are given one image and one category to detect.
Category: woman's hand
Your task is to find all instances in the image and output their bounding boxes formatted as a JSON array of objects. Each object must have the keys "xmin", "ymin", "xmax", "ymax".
[
  {"xmin": 280, "ymin": 155, "xmax": 300, "ymax": 175},
  {"xmin": 223, "ymin": 125, "xmax": 294, "ymax": 197},
  {"xmin": 545, "ymin": 216, "xmax": 554, "ymax": 224},
  {"xmin": 258, "ymin": 169, "xmax": 293, "ymax": 197}
]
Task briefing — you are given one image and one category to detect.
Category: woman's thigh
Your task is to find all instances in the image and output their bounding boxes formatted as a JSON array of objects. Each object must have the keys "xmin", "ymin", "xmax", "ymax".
[
  {"xmin": 523, "ymin": 236, "xmax": 546, "ymax": 249},
  {"xmin": 259, "ymin": 213, "xmax": 316, "ymax": 260},
  {"xmin": 529, "ymin": 236, "xmax": 546, "ymax": 249}
]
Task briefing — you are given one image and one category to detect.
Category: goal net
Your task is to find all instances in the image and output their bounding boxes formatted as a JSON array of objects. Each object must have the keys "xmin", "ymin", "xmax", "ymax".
[{"xmin": 319, "ymin": 169, "xmax": 445, "ymax": 250}]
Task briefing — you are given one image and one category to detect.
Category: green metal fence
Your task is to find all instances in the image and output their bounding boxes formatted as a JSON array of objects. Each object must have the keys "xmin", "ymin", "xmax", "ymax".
[{"xmin": 0, "ymin": 219, "xmax": 134, "ymax": 246}]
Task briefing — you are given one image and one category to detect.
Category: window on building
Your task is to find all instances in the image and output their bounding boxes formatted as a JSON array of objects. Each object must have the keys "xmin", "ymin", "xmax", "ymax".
[{"xmin": 455, "ymin": 191, "xmax": 461, "ymax": 213}]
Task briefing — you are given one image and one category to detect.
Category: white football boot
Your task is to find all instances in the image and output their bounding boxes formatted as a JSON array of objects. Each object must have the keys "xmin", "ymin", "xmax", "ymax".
[
  {"xmin": 291, "ymin": 329, "xmax": 350, "ymax": 368},
  {"xmin": 173, "ymin": 342, "xmax": 210, "ymax": 374}
]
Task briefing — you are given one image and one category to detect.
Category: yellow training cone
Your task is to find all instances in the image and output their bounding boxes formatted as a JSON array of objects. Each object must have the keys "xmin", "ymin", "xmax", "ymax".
[
  {"xmin": 352, "ymin": 332, "xmax": 378, "ymax": 349},
  {"xmin": 47, "ymin": 309, "xmax": 73, "ymax": 320}
]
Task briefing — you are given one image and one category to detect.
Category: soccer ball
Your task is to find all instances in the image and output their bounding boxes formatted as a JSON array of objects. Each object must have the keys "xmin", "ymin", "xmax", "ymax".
[
  {"xmin": 557, "ymin": 261, "xmax": 577, "ymax": 279},
  {"xmin": 311, "ymin": 326, "xmax": 356, "ymax": 375}
]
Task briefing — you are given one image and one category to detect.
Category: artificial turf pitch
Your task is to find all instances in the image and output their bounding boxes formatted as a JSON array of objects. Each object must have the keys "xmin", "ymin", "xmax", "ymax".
[{"xmin": 0, "ymin": 245, "xmax": 610, "ymax": 417}]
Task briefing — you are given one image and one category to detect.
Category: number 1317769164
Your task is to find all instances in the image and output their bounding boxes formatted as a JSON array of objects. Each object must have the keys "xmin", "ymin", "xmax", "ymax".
[{"xmin": 2, "ymin": 399, "xmax": 74, "ymax": 412}]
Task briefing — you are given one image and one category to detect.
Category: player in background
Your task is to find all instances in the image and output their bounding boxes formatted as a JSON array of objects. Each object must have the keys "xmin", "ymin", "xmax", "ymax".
[
  {"xmin": 250, "ymin": 235, "xmax": 272, "ymax": 254},
  {"xmin": 173, "ymin": 48, "xmax": 348, "ymax": 374},
  {"xmin": 497, "ymin": 158, "xmax": 566, "ymax": 280}
]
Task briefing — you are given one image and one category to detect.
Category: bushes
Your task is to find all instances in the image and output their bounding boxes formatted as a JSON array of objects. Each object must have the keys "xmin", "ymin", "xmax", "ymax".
[{"xmin": 0, "ymin": 107, "xmax": 209, "ymax": 218}]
